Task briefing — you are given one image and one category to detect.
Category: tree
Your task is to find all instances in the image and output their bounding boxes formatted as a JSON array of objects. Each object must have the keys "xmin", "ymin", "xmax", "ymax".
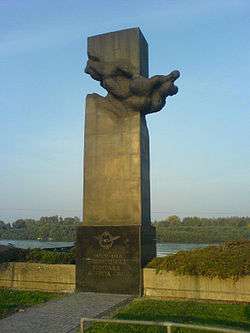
[
  {"xmin": 13, "ymin": 219, "xmax": 26, "ymax": 229},
  {"xmin": 167, "ymin": 215, "xmax": 181, "ymax": 225}
]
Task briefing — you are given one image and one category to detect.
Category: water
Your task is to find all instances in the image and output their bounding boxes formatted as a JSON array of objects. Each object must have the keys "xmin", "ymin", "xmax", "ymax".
[
  {"xmin": 0, "ymin": 239, "xmax": 213, "ymax": 255},
  {"xmin": 157, "ymin": 242, "xmax": 214, "ymax": 257},
  {"xmin": 0, "ymin": 239, "xmax": 74, "ymax": 250}
]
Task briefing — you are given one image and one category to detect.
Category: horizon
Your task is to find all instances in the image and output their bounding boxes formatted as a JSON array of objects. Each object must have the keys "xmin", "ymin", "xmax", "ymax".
[
  {"xmin": 1, "ymin": 212, "xmax": 250, "ymax": 224},
  {"xmin": 1, "ymin": 1, "xmax": 250, "ymax": 222}
]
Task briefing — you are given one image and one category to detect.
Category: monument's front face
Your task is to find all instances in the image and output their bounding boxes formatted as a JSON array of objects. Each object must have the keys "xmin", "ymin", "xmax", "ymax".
[{"xmin": 76, "ymin": 28, "xmax": 179, "ymax": 295}]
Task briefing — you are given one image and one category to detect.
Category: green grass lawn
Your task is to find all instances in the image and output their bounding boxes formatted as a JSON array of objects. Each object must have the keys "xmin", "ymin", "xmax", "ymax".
[
  {"xmin": 0, "ymin": 288, "xmax": 61, "ymax": 319},
  {"xmin": 86, "ymin": 298, "xmax": 250, "ymax": 333}
]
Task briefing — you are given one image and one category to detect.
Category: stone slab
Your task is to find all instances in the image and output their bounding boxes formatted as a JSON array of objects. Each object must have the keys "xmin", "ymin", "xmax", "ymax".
[{"xmin": 76, "ymin": 225, "xmax": 141, "ymax": 295}]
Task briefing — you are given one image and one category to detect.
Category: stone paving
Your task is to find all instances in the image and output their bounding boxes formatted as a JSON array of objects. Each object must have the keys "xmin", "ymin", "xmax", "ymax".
[{"xmin": 0, "ymin": 292, "xmax": 133, "ymax": 333}]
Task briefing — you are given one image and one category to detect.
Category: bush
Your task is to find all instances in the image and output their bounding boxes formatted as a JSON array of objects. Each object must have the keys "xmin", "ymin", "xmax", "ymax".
[
  {"xmin": 147, "ymin": 240, "xmax": 250, "ymax": 280},
  {"xmin": 0, "ymin": 245, "xmax": 75, "ymax": 265},
  {"xmin": 0, "ymin": 245, "xmax": 26, "ymax": 264},
  {"xmin": 25, "ymin": 248, "xmax": 75, "ymax": 264}
]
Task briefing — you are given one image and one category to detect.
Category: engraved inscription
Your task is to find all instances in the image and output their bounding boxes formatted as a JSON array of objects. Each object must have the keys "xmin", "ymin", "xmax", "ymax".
[{"xmin": 87, "ymin": 245, "xmax": 128, "ymax": 278}]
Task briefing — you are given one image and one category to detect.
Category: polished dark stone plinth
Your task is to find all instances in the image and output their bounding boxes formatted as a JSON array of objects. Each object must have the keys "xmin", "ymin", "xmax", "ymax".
[{"xmin": 76, "ymin": 225, "xmax": 155, "ymax": 295}]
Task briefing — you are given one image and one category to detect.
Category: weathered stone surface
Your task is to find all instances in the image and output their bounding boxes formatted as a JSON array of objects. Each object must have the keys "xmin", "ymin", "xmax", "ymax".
[
  {"xmin": 83, "ymin": 94, "xmax": 151, "ymax": 226},
  {"xmin": 143, "ymin": 268, "xmax": 250, "ymax": 303},
  {"xmin": 85, "ymin": 57, "xmax": 179, "ymax": 115},
  {"xmin": 85, "ymin": 27, "xmax": 179, "ymax": 115},
  {"xmin": 83, "ymin": 28, "xmax": 152, "ymax": 227},
  {"xmin": 76, "ymin": 226, "xmax": 141, "ymax": 294},
  {"xmin": 76, "ymin": 225, "xmax": 155, "ymax": 294},
  {"xmin": 77, "ymin": 28, "xmax": 179, "ymax": 294},
  {"xmin": 0, "ymin": 262, "xmax": 75, "ymax": 293},
  {"xmin": 87, "ymin": 27, "xmax": 148, "ymax": 76}
]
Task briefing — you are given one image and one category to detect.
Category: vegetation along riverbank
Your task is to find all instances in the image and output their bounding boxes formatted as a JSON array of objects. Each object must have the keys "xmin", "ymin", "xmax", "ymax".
[
  {"xmin": 148, "ymin": 240, "xmax": 250, "ymax": 280},
  {"xmin": 1, "ymin": 216, "xmax": 250, "ymax": 243}
]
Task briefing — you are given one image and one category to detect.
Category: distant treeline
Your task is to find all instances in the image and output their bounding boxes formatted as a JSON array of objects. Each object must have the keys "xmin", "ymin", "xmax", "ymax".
[
  {"xmin": 0, "ymin": 215, "xmax": 250, "ymax": 243},
  {"xmin": 0, "ymin": 216, "xmax": 80, "ymax": 242},
  {"xmin": 154, "ymin": 216, "xmax": 250, "ymax": 243}
]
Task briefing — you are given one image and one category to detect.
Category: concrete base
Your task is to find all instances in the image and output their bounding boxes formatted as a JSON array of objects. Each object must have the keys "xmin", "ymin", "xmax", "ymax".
[
  {"xmin": 76, "ymin": 225, "xmax": 155, "ymax": 295},
  {"xmin": 0, "ymin": 262, "xmax": 75, "ymax": 293}
]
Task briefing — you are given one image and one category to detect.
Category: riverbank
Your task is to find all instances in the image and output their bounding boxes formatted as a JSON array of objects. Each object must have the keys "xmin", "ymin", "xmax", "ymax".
[
  {"xmin": 0, "ymin": 239, "xmax": 214, "ymax": 257},
  {"xmin": 1, "ymin": 216, "xmax": 249, "ymax": 244}
]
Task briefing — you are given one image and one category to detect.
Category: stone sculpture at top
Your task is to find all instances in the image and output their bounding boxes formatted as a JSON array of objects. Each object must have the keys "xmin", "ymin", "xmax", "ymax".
[{"xmin": 85, "ymin": 53, "xmax": 180, "ymax": 115}]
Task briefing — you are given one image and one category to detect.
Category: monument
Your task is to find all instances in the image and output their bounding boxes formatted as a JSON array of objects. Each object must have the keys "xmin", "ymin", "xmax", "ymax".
[{"xmin": 76, "ymin": 28, "xmax": 179, "ymax": 295}]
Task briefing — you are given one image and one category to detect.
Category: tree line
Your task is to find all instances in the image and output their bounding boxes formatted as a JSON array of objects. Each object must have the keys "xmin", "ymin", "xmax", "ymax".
[
  {"xmin": 154, "ymin": 216, "xmax": 250, "ymax": 243},
  {"xmin": 0, "ymin": 215, "xmax": 249, "ymax": 243},
  {"xmin": 0, "ymin": 216, "xmax": 80, "ymax": 242}
]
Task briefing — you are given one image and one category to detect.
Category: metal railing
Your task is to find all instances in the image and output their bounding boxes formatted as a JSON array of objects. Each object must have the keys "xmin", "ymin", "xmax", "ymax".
[{"xmin": 80, "ymin": 317, "xmax": 249, "ymax": 333}]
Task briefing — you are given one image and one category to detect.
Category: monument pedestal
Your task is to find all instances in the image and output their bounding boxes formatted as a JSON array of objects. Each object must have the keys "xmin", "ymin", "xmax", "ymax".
[{"xmin": 76, "ymin": 225, "xmax": 155, "ymax": 295}]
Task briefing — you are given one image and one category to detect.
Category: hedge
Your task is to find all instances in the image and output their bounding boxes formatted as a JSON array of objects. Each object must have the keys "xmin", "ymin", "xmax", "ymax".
[
  {"xmin": 0, "ymin": 245, "xmax": 75, "ymax": 264},
  {"xmin": 147, "ymin": 240, "xmax": 250, "ymax": 280}
]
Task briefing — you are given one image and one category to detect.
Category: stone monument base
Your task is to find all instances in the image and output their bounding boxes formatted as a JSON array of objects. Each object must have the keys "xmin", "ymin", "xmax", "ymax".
[{"xmin": 76, "ymin": 225, "xmax": 155, "ymax": 295}]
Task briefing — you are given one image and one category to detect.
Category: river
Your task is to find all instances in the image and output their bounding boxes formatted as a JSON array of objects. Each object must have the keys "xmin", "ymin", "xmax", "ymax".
[{"xmin": 0, "ymin": 239, "xmax": 214, "ymax": 256}]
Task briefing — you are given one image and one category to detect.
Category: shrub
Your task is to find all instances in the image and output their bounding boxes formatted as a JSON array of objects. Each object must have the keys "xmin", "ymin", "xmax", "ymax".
[
  {"xmin": 0, "ymin": 245, "xmax": 26, "ymax": 264},
  {"xmin": 25, "ymin": 248, "xmax": 75, "ymax": 264},
  {"xmin": 0, "ymin": 245, "xmax": 75, "ymax": 265},
  {"xmin": 147, "ymin": 240, "xmax": 250, "ymax": 280}
]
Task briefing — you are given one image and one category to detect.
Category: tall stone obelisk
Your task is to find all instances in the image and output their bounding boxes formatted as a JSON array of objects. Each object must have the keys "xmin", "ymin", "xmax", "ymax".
[{"xmin": 76, "ymin": 28, "xmax": 179, "ymax": 294}]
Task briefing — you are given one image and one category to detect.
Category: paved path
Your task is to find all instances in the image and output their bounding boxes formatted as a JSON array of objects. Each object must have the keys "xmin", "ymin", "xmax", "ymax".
[{"xmin": 0, "ymin": 292, "xmax": 133, "ymax": 333}]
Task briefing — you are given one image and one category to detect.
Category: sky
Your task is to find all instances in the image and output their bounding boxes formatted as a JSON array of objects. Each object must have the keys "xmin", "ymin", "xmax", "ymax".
[{"xmin": 0, "ymin": 0, "xmax": 249, "ymax": 221}]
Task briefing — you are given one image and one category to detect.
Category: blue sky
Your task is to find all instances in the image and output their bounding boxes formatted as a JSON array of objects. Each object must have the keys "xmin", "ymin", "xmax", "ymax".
[{"xmin": 0, "ymin": 0, "xmax": 249, "ymax": 221}]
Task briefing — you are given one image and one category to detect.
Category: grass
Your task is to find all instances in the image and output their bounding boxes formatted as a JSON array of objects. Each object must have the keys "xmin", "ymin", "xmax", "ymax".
[
  {"xmin": 0, "ymin": 288, "xmax": 61, "ymax": 319},
  {"xmin": 86, "ymin": 298, "xmax": 250, "ymax": 333},
  {"xmin": 147, "ymin": 240, "xmax": 250, "ymax": 280}
]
